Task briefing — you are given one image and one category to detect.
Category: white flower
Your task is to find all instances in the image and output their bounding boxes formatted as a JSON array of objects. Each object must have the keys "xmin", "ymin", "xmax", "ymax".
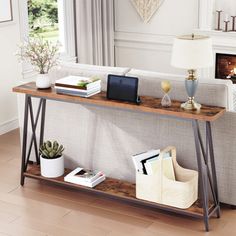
[{"xmin": 15, "ymin": 36, "xmax": 60, "ymax": 74}]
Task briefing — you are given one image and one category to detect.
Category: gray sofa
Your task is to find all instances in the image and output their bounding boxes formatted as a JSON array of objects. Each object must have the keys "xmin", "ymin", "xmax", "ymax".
[{"xmin": 17, "ymin": 62, "xmax": 236, "ymax": 206}]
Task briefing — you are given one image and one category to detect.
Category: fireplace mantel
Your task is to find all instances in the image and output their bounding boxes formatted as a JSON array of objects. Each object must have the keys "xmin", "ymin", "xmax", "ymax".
[
  {"xmin": 195, "ymin": 29, "xmax": 236, "ymax": 51},
  {"xmin": 194, "ymin": 0, "xmax": 236, "ymax": 79},
  {"xmin": 194, "ymin": 28, "xmax": 236, "ymax": 79}
]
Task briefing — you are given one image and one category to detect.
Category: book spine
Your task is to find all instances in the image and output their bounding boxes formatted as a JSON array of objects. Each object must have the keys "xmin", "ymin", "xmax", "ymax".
[
  {"xmin": 55, "ymin": 80, "xmax": 101, "ymax": 91},
  {"xmin": 55, "ymin": 83, "xmax": 87, "ymax": 90},
  {"xmin": 86, "ymin": 80, "xmax": 101, "ymax": 90},
  {"xmin": 65, "ymin": 175, "xmax": 105, "ymax": 188},
  {"xmin": 56, "ymin": 89, "xmax": 101, "ymax": 98},
  {"xmin": 55, "ymin": 85, "xmax": 101, "ymax": 93}
]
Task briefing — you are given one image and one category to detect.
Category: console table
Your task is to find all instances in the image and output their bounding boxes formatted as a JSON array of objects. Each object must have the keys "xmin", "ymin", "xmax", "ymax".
[{"xmin": 13, "ymin": 82, "xmax": 226, "ymax": 231}]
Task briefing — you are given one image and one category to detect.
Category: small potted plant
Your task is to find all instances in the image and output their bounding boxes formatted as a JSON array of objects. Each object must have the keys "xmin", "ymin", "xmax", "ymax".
[
  {"xmin": 39, "ymin": 140, "xmax": 64, "ymax": 178},
  {"xmin": 16, "ymin": 37, "xmax": 60, "ymax": 89}
]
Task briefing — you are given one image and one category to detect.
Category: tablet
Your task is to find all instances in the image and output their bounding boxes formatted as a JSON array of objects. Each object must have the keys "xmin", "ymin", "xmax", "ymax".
[{"xmin": 107, "ymin": 74, "xmax": 141, "ymax": 104}]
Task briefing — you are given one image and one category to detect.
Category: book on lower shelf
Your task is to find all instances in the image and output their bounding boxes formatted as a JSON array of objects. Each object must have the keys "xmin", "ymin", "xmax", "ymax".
[
  {"xmin": 131, "ymin": 148, "xmax": 175, "ymax": 180},
  {"xmin": 64, "ymin": 167, "xmax": 106, "ymax": 188}
]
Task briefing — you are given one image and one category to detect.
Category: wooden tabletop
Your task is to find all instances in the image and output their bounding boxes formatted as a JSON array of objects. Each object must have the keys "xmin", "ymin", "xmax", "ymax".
[{"xmin": 13, "ymin": 82, "xmax": 226, "ymax": 122}]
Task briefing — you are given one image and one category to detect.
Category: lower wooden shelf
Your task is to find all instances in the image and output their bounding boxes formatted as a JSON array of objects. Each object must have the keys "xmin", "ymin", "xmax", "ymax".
[{"xmin": 24, "ymin": 164, "xmax": 215, "ymax": 218}]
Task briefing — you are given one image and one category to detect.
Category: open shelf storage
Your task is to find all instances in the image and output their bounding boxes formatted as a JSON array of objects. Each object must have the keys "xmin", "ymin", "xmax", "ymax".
[
  {"xmin": 13, "ymin": 82, "xmax": 225, "ymax": 231},
  {"xmin": 25, "ymin": 164, "xmax": 215, "ymax": 218}
]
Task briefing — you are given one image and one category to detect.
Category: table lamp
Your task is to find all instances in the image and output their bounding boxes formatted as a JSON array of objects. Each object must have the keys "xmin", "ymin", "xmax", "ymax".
[{"xmin": 171, "ymin": 34, "xmax": 213, "ymax": 110}]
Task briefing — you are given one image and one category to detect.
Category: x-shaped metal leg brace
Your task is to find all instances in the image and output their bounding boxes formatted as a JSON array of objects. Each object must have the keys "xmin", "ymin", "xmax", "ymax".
[{"xmin": 20, "ymin": 95, "xmax": 46, "ymax": 186}]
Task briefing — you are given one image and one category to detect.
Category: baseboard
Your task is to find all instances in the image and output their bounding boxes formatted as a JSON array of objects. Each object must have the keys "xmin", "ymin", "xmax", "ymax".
[{"xmin": 0, "ymin": 118, "xmax": 19, "ymax": 135}]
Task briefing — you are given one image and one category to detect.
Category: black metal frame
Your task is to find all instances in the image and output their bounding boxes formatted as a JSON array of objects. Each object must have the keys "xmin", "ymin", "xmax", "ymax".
[
  {"xmin": 192, "ymin": 120, "xmax": 220, "ymax": 231},
  {"xmin": 21, "ymin": 95, "xmax": 46, "ymax": 185},
  {"xmin": 20, "ymin": 94, "xmax": 220, "ymax": 232}
]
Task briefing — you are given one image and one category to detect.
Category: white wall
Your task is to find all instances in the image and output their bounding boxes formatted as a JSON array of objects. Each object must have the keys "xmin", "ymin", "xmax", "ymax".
[
  {"xmin": 0, "ymin": 0, "xmax": 21, "ymax": 134},
  {"xmin": 114, "ymin": 0, "xmax": 199, "ymax": 75}
]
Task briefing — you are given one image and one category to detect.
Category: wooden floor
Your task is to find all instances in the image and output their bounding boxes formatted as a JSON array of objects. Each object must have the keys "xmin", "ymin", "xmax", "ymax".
[{"xmin": 0, "ymin": 130, "xmax": 235, "ymax": 236}]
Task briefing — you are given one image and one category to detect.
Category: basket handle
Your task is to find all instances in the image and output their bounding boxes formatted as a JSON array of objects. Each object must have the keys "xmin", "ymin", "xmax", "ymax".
[{"xmin": 159, "ymin": 146, "xmax": 176, "ymax": 160}]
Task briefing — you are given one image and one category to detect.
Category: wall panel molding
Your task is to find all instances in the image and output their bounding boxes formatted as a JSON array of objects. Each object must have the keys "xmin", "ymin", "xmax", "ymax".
[
  {"xmin": 114, "ymin": 0, "xmax": 199, "ymax": 73},
  {"xmin": 115, "ymin": 31, "xmax": 173, "ymax": 45},
  {"xmin": 114, "ymin": 31, "xmax": 177, "ymax": 73}
]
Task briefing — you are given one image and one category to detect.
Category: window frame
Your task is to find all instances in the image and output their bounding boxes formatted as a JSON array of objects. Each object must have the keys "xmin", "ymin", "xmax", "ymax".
[{"xmin": 18, "ymin": 0, "xmax": 76, "ymax": 80}]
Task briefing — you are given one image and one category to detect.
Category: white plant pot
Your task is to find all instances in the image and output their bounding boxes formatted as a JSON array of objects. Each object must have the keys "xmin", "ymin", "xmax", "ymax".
[
  {"xmin": 40, "ymin": 155, "xmax": 64, "ymax": 178},
  {"xmin": 36, "ymin": 73, "xmax": 51, "ymax": 89}
]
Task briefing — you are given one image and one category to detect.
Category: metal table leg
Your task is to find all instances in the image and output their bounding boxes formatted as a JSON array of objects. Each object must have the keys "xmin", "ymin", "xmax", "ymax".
[
  {"xmin": 40, "ymin": 99, "xmax": 46, "ymax": 148},
  {"xmin": 206, "ymin": 121, "xmax": 220, "ymax": 218},
  {"xmin": 192, "ymin": 120, "xmax": 221, "ymax": 231},
  {"xmin": 20, "ymin": 95, "xmax": 29, "ymax": 186},
  {"xmin": 20, "ymin": 96, "xmax": 46, "ymax": 186},
  {"xmin": 192, "ymin": 120, "xmax": 209, "ymax": 231}
]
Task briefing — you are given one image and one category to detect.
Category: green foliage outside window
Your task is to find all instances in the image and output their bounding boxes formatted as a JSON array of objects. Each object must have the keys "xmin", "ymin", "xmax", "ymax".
[{"xmin": 28, "ymin": 0, "xmax": 58, "ymax": 41}]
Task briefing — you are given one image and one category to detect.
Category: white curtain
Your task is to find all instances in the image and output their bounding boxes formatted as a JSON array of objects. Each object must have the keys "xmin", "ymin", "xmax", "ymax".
[{"xmin": 75, "ymin": 0, "xmax": 114, "ymax": 66}]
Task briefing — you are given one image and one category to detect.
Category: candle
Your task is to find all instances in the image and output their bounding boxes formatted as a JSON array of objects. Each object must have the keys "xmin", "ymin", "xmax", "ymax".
[
  {"xmin": 229, "ymin": 0, "xmax": 236, "ymax": 16},
  {"xmin": 230, "ymin": 7, "xmax": 235, "ymax": 16},
  {"xmin": 216, "ymin": 1, "xmax": 222, "ymax": 11},
  {"xmin": 225, "ymin": 13, "xmax": 229, "ymax": 21}
]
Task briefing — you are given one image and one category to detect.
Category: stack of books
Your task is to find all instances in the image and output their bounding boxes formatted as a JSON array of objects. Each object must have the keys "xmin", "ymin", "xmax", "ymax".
[
  {"xmin": 64, "ymin": 167, "xmax": 106, "ymax": 188},
  {"xmin": 55, "ymin": 75, "xmax": 101, "ymax": 97}
]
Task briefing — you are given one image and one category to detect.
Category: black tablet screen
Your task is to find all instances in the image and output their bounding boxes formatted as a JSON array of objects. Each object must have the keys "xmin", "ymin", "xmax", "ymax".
[{"xmin": 107, "ymin": 75, "xmax": 139, "ymax": 103}]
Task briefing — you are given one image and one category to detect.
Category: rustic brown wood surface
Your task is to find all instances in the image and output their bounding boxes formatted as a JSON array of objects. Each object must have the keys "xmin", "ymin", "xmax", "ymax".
[
  {"xmin": 1, "ymin": 130, "xmax": 236, "ymax": 235},
  {"xmin": 13, "ymin": 82, "xmax": 226, "ymax": 121},
  {"xmin": 24, "ymin": 164, "xmax": 214, "ymax": 218}
]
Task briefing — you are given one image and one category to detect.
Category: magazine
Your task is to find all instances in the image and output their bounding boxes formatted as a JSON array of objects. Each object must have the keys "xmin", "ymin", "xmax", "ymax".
[{"xmin": 64, "ymin": 167, "xmax": 105, "ymax": 188}]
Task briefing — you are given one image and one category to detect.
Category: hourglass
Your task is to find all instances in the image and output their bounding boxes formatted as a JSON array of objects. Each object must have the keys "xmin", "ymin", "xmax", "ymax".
[{"xmin": 161, "ymin": 81, "xmax": 171, "ymax": 107}]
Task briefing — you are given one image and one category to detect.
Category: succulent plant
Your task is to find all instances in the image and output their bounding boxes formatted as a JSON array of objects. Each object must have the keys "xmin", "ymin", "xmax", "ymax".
[{"xmin": 39, "ymin": 141, "xmax": 64, "ymax": 159}]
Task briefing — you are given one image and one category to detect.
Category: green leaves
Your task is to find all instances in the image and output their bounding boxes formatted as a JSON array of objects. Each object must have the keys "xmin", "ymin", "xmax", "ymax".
[
  {"xmin": 28, "ymin": 0, "xmax": 58, "ymax": 31},
  {"xmin": 39, "ymin": 140, "xmax": 64, "ymax": 159},
  {"xmin": 76, "ymin": 76, "xmax": 101, "ymax": 88}
]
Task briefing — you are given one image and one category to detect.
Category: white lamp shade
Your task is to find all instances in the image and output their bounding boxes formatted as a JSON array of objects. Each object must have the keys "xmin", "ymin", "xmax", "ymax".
[{"xmin": 171, "ymin": 35, "xmax": 214, "ymax": 69}]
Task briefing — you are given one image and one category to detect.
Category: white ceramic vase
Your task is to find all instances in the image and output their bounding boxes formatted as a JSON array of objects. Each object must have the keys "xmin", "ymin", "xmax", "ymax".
[
  {"xmin": 40, "ymin": 155, "xmax": 64, "ymax": 178},
  {"xmin": 36, "ymin": 73, "xmax": 51, "ymax": 89}
]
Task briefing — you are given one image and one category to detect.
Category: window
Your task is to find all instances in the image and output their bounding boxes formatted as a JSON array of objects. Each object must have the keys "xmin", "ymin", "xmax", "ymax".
[
  {"xmin": 28, "ymin": 0, "xmax": 59, "ymax": 43},
  {"xmin": 19, "ymin": 0, "xmax": 76, "ymax": 79}
]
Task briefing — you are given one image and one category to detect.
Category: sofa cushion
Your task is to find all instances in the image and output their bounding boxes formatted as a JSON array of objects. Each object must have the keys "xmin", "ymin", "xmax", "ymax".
[
  {"xmin": 49, "ymin": 62, "xmax": 130, "ymax": 91},
  {"xmin": 232, "ymin": 85, "xmax": 236, "ymax": 111},
  {"xmin": 126, "ymin": 69, "xmax": 233, "ymax": 110}
]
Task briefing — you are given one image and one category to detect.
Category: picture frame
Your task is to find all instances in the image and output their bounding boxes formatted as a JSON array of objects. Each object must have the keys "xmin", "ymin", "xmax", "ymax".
[{"xmin": 0, "ymin": 0, "xmax": 13, "ymax": 24}]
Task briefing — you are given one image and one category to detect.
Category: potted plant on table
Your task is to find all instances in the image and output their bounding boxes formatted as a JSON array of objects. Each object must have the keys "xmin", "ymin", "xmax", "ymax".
[
  {"xmin": 39, "ymin": 140, "xmax": 65, "ymax": 178},
  {"xmin": 16, "ymin": 37, "xmax": 60, "ymax": 89}
]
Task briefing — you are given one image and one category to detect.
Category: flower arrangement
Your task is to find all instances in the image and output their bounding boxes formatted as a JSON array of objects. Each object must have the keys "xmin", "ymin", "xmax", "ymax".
[{"xmin": 16, "ymin": 37, "xmax": 60, "ymax": 74}]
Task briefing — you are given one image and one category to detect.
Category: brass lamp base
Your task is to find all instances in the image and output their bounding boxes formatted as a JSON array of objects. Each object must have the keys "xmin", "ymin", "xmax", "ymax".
[
  {"xmin": 181, "ymin": 69, "xmax": 201, "ymax": 111},
  {"xmin": 181, "ymin": 97, "xmax": 201, "ymax": 111}
]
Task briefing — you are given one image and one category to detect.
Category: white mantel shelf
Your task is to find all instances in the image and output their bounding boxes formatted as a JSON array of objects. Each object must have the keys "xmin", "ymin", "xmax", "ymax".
[
  {"xmin": 196, "ymin": 29, "xmax": 236, "ymax": 37},
  {"xmin": 193, "ymin": 28, "xmax": 236, "ymax": 79},
  {"xmin": 194, "ymin": 29, "xmax": 236, "ymax": 51}
]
